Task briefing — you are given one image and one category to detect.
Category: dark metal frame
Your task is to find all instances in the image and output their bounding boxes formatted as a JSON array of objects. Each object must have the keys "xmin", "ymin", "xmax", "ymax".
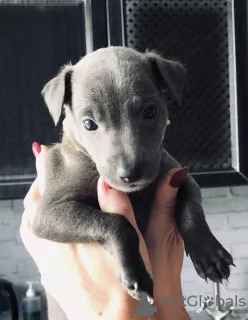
[
  {"xmin": 86, "ymin": 0, "xmax": 108, "ymax": 52},
  {"xmin": 233, "ymin": 0, "xmax": 248, "ymax": 184},
  {"xmin": 105, "ymin": 0, "xmax": 248, "ymax": 188},
  {"xmin": 0, "ymin": 0, "xmax": 108, "ymax": 200}
]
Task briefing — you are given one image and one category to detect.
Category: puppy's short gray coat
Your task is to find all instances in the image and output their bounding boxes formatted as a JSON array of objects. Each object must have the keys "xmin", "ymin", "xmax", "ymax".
[{"xmin": 37, "ymin": 47, "xmax": 233, "ymax": 318}]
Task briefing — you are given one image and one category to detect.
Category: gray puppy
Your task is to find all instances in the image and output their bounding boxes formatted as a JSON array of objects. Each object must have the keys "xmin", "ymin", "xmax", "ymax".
[{"xmin": 37, "ymin": 47, "xmax": 233, "ymax": 308}]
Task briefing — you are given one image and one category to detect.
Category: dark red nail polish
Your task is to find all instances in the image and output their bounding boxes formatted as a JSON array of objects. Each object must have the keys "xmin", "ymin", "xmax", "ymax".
[
  {"xmin": 170, "ymin": 168, "xmax": 188, "ymax": 188},
  {"xmin": 32, "ymin": 142, "xmax": 41, "ymax": 158},
  {"xmin": 103, "ymin": 181, "xmax": 112, "ymax": 190}
]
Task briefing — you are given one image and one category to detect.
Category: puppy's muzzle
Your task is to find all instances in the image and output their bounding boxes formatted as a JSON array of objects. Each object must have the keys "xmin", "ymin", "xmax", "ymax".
[{"xmin": 117, "ymin": 162, "xmax": 143, "ymax": 184}]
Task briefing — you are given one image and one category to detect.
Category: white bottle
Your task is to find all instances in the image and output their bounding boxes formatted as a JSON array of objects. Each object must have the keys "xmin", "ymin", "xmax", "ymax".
[{"xmin": 22, "ymin": 281, "xmax": 41, "ymax": 320}]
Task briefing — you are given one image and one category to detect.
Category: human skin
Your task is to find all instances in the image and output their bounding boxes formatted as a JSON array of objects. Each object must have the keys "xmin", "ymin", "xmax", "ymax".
[{"xmin": 20, "ymin": 144, "xmax": 190, "ymax": 320}]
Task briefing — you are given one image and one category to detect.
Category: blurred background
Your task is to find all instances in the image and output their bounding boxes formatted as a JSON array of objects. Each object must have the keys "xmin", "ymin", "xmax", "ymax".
[{"xmin": 0, "ymin": 0, "xmax": 248, "ymax": 319}]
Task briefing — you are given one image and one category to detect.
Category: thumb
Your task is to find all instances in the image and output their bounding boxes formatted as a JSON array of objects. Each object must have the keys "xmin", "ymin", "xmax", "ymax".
[
  {"xmin": 153, "ymin": 167, "xmax": 188, "ymax": 217},
  {"xmin": 146, "ymin": 168, "xmax": 187, "ymax": 248}
]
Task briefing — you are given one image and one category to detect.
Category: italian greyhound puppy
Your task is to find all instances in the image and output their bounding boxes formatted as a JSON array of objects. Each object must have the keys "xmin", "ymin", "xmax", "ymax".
[{"xmin": 38, "ymin": 47, "xmax": 233, "ymax": 307}]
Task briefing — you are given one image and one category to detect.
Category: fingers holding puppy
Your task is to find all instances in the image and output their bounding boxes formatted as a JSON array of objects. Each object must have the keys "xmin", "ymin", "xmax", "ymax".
[
  {"xmin": 33, "ymin": 142, "xmax": 49, "ymax": 195},
  {"xmin": 23, "ymin": 143, "xmax": 49, "ymax": 224}
]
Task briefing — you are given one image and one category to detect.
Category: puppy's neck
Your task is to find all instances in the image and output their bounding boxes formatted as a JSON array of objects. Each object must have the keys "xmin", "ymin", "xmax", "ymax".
[
  {"xmin": 62, "ymin": 118, "xmax": 90, "ymax": 158},
  {"xmin": 63, "ymin": 129, "xmax": 80, "ymax": 152}
]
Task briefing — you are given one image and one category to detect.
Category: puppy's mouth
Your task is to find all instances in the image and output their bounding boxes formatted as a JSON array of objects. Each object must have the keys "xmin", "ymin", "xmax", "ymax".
[
  {"xmin": 99, "ymin": 156, "xmax": 161, "ymax": 193},
  {"xmin": 101, "ymin": 176, "xmax": 155, "ymax": 193},
  {"xmin": 130, "ymin": 183, "xmax": 138, "ymax": 188},
  {"xmin": 111, "ymin": 182, "xmax": 150, "ymax": 193}
]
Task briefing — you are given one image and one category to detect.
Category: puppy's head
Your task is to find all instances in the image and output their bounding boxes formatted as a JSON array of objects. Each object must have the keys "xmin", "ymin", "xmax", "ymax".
[{"xmin": 42, "ymin": 47, "xmax": 185, "ymax": 192}]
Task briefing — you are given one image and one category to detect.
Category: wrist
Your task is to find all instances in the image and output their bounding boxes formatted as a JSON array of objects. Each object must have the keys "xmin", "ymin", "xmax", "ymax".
[
  {"xmin": 153, "ymin": 278, "xmax": 190, "ymax": 320},
  {"xmin": 155, "ymin": 305, "xmax": 189, "ymax": 320}
]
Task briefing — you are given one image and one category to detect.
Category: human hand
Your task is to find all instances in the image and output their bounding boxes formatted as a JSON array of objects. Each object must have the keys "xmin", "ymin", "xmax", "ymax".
[{"xmin": 146, "ymin": 168, "xmax": 189, "ymax": 319}]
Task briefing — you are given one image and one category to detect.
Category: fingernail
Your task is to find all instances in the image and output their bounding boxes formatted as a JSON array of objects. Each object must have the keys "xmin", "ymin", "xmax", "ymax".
[
  {"xmin": 170, "ymin": 168, "xmax": 188, "ymax": 188},
  {"xmin": 32, "ymin": 142, "xmax": 41, "ymax": 158},
  {"xmin": 103, "ymin": 181, "xmax": 112, "ymax": 190}
]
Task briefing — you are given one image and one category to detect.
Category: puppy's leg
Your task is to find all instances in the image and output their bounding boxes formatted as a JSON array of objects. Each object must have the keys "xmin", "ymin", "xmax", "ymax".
[
  {"xmin": 34, "ymin": 199, "xmax": 153, "ymax": 301},
  {"xmin": 176, "ymin": 175, "xmax": 233, "ymax": 282},
  {"xmin": 161, "ymin": 151, "xmax": 233, "ymax": 282}
]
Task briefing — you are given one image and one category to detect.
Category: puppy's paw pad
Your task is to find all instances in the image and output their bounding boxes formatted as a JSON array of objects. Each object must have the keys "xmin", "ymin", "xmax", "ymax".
[{"xmin": 186, "ymin": 238, "xmax": 233, "ymax": 283}]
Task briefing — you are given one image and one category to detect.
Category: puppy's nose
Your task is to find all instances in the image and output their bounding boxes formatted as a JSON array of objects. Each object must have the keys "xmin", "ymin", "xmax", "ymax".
[{"xmin": 118, "ymin": 167, "xmax": 142, "ymax": 183}]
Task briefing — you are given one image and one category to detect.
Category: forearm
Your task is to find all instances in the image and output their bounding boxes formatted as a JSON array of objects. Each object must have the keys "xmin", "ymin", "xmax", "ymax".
[{"xmin": 153, "ymin": 278, "xmax": 190, "ymax": 320}]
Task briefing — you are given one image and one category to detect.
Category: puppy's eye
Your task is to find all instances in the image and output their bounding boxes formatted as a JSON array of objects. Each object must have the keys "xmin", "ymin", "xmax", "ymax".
[
  {"xmin": 143, "ymin": 105, "xmax": 157, "ymax": 119},
  {"xmin": 83, "ymin": 119, "xmax": 98, "ymax": 131}
]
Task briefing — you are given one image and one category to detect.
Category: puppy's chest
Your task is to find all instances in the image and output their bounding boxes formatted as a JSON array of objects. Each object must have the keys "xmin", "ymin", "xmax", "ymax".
[
  {"xmin": 65, "ymin": 154, "xmax": 157, "ymax": 234},
  {"xmin": 83, "ymin": 180, "xmax": 156, "ymax": 235},
  {"xmin": 129, "ymin": 187, "xmax": 156, "ymax": 235},
  {"xmin": 84, "ymin": 188, "xmax": 154, "ymax": 235}
]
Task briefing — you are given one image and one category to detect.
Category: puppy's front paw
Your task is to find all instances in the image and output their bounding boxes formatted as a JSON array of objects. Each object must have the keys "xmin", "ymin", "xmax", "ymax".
[
  {"xmin": 185, "ymin": 236, "xmax": 234, "ymax": 283},
  {"xmin": 120, "ymin": 265, "xmax": 154, "ymax": 304}
]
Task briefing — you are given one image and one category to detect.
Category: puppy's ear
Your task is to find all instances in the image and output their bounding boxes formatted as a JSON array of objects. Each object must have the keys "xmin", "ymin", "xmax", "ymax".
[
  {"xmin": 146, "ymin": 52, "xmax": 186, "ymax": 105},
  {"xmin": 42, "ymin": 64, "xmax": 73, "ymax": 125}
]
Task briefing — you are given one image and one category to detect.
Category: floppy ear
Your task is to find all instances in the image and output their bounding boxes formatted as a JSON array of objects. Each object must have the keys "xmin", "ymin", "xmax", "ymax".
[
  {"xmin": 42, "ymin": 64, "xmax": 73, "ymax": 125},
  {"xmin": 146, "ymin": 52, "xmax": 186, "ymax": 105}
]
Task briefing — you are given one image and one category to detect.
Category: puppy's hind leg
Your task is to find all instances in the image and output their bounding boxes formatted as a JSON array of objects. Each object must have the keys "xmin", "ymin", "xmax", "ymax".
[{"xmin": 34, "ymin": 199, "xmax": 153, "ymax": 303}]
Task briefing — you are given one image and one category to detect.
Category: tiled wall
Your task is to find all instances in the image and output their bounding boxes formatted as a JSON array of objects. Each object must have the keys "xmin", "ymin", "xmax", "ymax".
[
  {"xmin": 182, "ymin": 186, "xmax": 248, "ymax": 313},
  {"xmin": 0, "ymin": 186, "xmax": 248, "ymax": 313},
  {"xmin": 0, "ymin": 199, "xmax": 39, "ymax": 284}
]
